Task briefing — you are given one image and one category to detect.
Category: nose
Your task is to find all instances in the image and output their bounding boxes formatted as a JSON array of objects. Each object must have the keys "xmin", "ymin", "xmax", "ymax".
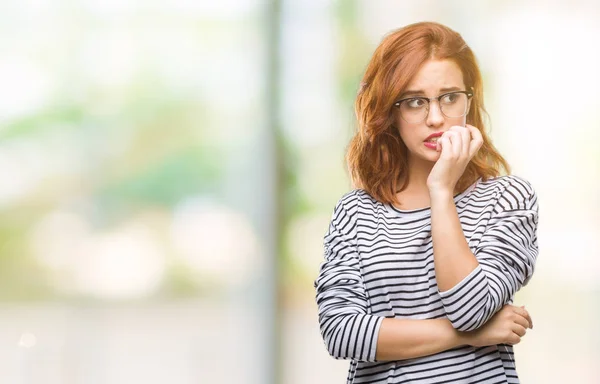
[{"xmin": 426, "ymin": 100, "xmax": 444, "ymax": 128}]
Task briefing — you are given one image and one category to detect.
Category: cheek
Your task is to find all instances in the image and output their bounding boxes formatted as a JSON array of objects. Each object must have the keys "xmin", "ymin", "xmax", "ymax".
[
  {"xmin": 397, "ymin": 125, "xmax": 420, "ymax": 147},
  {"xmin": 446, "ymin": 115, "xmax": 466, "ymax": 127},
  {"xmin": 395, "ymin": 119, "xmax": 411, "ymax": 143}
]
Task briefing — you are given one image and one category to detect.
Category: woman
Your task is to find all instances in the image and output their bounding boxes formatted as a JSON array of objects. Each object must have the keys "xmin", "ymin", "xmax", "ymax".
[{"xmin": 314, "ymin": 22, "xmax": 539, "ymax": 384}]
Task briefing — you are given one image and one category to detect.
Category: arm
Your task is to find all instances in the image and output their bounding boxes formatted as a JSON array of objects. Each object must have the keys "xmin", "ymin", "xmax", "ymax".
[
  {"xmin": 316, "ymin": 196, "xmax": 535, "ymax": 361},
  {"xmin": 316, "ymin": 200, "xmax": 466, "ymax": 361},
  {"xmin": 429, "ymin": 187, "xmax": 478, "ymax": 293},
  {"xmin": 377, "ymin": 302, "xmax": 533, "ymax": 360},
  {"xmin": 430, "ymin": 177, "xmax": 539, "ymax": 331},
  {"xmin": 314, "ymin": 200, "xmax": 381, "ymax": 362},
  {"xmin": 375, "ymin": 317, "xmax": 467, "ymax": 361}
]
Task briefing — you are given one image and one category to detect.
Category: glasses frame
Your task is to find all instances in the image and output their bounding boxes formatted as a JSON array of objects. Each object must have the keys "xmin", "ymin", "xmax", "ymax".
[{"xmin": 393, "ymin": 90, "xmax": 474, "ymax": 123}]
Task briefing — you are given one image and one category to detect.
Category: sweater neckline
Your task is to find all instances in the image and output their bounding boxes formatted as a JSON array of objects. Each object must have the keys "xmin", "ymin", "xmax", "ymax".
[{"xmin": 384, "ymin": 178, "xmax": 481, "ymax": 218}]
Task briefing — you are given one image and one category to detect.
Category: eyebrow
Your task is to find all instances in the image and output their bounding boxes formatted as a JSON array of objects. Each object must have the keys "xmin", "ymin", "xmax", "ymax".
[{"xmin": 399, "ymin": 86, "xmax": 463, "ymax": 99}]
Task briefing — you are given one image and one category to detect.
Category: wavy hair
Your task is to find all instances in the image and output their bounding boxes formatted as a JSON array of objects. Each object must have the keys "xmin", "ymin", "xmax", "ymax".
[{"xmin": 346, "ymin": 21, "xmax": 510, "ymax": 205}]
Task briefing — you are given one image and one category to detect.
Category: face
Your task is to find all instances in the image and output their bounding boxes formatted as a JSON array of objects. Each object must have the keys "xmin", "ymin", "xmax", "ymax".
[{"xmin": 394, "ymin": 59, "xmax": 470, "ymax": 164}]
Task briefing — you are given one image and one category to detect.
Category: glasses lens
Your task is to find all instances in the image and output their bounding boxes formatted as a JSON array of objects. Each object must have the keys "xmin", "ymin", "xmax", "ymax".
[
  {"xmin": 398, "ymin": 92, "xmax": 469, "ymax": 123},
  {"xmin": 399, "ymin": 98, "xmax": 428, "ymax": 123},
  {"xmin": 440, "ymin": 92, "xmax": 468, "ymax": 118}
]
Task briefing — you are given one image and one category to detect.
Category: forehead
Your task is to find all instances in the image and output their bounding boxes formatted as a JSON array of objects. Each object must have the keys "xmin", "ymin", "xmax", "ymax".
[{"xmin": 405, "ymin": 59, "xmax": 465, "ymax": 92}]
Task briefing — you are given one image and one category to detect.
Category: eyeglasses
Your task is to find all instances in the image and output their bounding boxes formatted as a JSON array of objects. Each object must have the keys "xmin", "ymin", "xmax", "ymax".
[{"xmin": 393, "ymin": 91, "xmax": 473, "ymax": 124}]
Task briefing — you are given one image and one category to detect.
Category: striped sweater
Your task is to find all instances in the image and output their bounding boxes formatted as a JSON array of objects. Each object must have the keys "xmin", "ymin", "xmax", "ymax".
[{"xmin": 314, "ymin": 175, "xmax": 539, "ymax": 383}]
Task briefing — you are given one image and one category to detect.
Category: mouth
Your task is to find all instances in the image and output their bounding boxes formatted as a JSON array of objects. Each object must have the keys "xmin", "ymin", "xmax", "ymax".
[{"xmin": 424, "ymin": 136, "xmax": 441, "ymax": 143}]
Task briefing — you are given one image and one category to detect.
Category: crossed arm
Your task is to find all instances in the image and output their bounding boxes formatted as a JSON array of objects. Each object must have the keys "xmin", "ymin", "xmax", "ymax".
[{"xmin": 315, "ymin": 179, "xmax": 538, "ymax": 362}]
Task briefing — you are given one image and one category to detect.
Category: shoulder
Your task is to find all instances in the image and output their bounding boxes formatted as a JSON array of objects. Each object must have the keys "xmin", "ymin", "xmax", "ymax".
[
  {"xmin": 336, "ymin": 189, "xmax": 381, "ymax": 210},
  {"xmin": 479, "ymin": 174, "xmax": 537, "ymax": 211},
  {"xmin": 329, "ymin": 189, "xmax": 383, "ymax": 223}
]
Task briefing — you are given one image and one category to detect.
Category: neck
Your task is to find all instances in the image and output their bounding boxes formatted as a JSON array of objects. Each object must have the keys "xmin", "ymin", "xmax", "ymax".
[{"xmin": 401, "ymin": 156, "xmax": 435, "ymax": 193}]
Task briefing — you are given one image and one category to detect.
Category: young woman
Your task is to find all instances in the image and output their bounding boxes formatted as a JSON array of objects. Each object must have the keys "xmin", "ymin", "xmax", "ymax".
[{"xmin": 314, "ymin": 22, "xmax": 539, "ymax": 384}]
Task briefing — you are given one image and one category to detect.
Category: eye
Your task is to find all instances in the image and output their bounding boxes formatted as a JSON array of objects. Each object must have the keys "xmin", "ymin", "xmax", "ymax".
[
  {"xmin": 440, "ymin": 93, "xmax": 458, "ymax": 104},
  {"xmin": 405, "ymin": 98, "xmax": 427, "ymax": 109}
]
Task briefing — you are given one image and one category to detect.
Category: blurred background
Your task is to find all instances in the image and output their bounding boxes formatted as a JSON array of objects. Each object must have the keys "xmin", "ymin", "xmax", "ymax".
[{"xmin": 0, "ymin": 0, "xmax": 598, "ymax": 383}]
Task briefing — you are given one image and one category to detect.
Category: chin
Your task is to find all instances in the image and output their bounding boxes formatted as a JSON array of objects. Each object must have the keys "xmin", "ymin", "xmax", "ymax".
[
  {"xmin": 408, "ymin": 146, "xmax": 440, "ymax": 164},
  {"xmin": 425, "ymin": 153, "xmax": 440, "ymax": 162},
  {"xmin": 419, "ymin": 147, "xmax": 441, "ymax": 162}
]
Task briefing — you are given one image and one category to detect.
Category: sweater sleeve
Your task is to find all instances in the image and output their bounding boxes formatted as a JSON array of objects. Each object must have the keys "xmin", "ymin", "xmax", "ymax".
[
  {"xmin": 438, "ymin": 177, "xmax": 539, "ymax": 331},
  {"xmin": 314, "ymin": 199, "xmax": 383, "ymax": 362}
]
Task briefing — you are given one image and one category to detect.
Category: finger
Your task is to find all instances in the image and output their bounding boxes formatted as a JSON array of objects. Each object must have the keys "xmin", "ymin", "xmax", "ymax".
[
  {"xmin": 451, "ymin": 125, "xmax": 471, "ymax": 159},
  {"xmin": 439, "ymin": 135, "xmax": 452, "ymax": 157},
  {"xmin": 465, "ymin": 124, "xmax": 483, "ymax": 158},
  {"xmin": 514, "ymin": 307, "xmax": 532, "ymax": 329},
  {"xmin": 511, "ymin": 313, "xmax": 530, "ymax": 330},
  {"xmin": 461, "ymin": 127, "xmax": 471, "ymax": 159},
  {"xmin": 507, "ymin": 333, "xmax": 521, "ymax": 345},
  {"xmin": 514, "ymin": 306, "xmax": 533, "ymax": 329},
  {"xmin": 465, "ymin": 124, "xmax": 481, "ymax": 140},
  {"xmin": 524, "ymin": 309, "xmax": 533, "ymax": 329},
  {"xmin": 453, "ymin": 131, "xmax": 464, "ymax": 159},
  {"xmin": 511, "ymin": 324, "xmax": 527, "ymax": 338},
  {"xmin": 445, "ymin": 131, "xmax": 461, "ymax": 158}
]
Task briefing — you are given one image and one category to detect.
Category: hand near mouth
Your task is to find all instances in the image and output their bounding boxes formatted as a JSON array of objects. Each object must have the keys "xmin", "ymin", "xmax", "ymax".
[{"xmin": 426, "ymin": 124, "xmax": 483, "ymax": 194}]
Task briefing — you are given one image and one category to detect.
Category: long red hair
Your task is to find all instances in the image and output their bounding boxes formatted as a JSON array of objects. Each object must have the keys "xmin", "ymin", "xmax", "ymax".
[{"xmin": 346, "ymin": 21, "xmax": 510, "ymax": 204}]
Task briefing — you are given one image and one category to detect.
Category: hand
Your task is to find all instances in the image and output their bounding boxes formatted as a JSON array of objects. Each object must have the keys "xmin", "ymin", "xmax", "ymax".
[
  {"xmin": 462, "ymin": 305, "xmax": 533, "ymax": 347},
  {"xmin": 426, "ymin": 125, "xmax": 483, "ymax": 194}
]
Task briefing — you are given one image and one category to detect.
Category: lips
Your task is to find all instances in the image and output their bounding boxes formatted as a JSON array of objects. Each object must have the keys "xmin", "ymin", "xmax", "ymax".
[{"xmin": 425, "ymin": 132, "xmax": 444, "ymax": 142}]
